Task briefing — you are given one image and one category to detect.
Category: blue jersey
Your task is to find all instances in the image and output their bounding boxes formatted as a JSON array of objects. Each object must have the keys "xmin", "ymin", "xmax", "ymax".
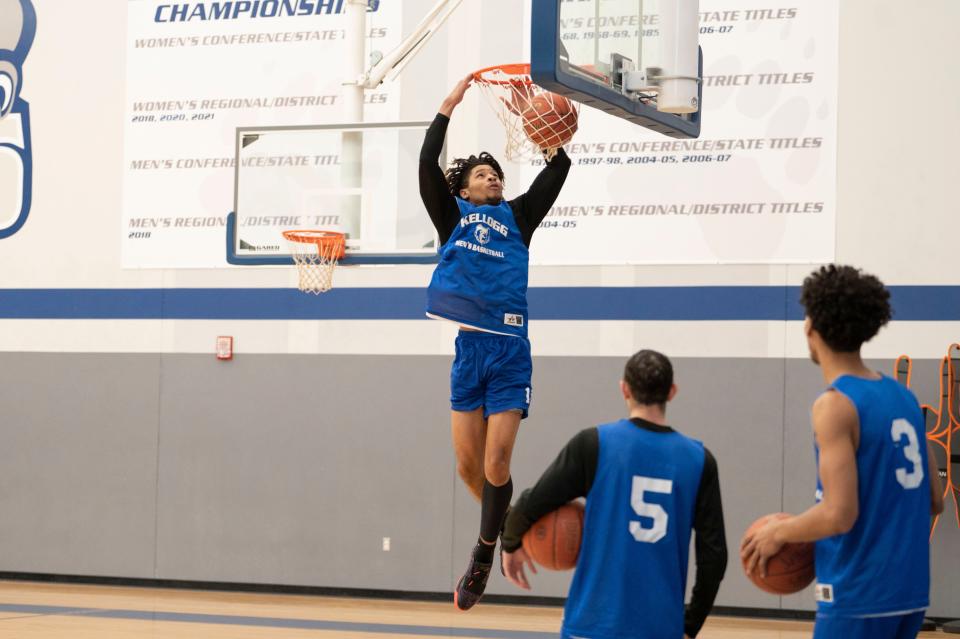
[
  {"xmin": 563, "ymin": 419, "xmax": 706, "ymax": 639},
  {"xmin": 814, "ymin": 375, "xmax": 930, "ymax": 617},
  {"xmin": 425, "ymin": 197, "xmax": 529, "ymax": 337}
]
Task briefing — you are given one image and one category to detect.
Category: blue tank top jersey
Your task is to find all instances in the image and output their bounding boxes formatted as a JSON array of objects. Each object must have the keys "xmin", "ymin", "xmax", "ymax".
[
  {"xmin": 814, "ymin": 374, "xmax": 930, "ymax": 617},
  {"xmin": 563, "ymin": 420, "xmax": 706, "ymax": 639},
  {"xmin": 425, "ymin": 197, "xmax": 529, "ymax": 337}
]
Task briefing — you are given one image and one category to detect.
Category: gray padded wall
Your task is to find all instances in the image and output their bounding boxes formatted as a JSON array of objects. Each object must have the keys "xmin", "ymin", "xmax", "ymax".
[
  {"xmin": 0, "ymin": 353, "xmax": 161, "ymax": 577},
  {"xmin": 1, "ymin": 352, "xmax": 957, "ymax": 617},
  {"xmin": 154, "ymin": 355, "xmax": 455, "ymax": 590}
]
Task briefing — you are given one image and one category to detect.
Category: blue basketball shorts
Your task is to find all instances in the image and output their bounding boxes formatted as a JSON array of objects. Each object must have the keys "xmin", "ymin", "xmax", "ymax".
[
  {"xmin": 450, "ymin": 330, "xmax": 532, "ymax": 419},
  {"xmin": 813, "ymin": 611, "xmax": 925, "ymax": 639}
]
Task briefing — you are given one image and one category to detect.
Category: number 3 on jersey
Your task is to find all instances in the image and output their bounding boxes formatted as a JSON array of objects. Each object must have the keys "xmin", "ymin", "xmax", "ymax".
[
  {"xmin": 891, "ymin": 418, "xmax": 924, "ymax": 490},
  {"xmin": 629, "ymin": 476, "xmax": 673, "ymax": 543}
]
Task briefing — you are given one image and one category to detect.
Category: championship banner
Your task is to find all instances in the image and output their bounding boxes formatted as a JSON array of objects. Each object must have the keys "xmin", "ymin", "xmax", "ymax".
[
  {"xmin": 122, "ymin": 0, "xmax": 401, "ymax": 268},
  {"xmin": 522, "ymin": 0, "xmax": 839, "ymax": 265}
]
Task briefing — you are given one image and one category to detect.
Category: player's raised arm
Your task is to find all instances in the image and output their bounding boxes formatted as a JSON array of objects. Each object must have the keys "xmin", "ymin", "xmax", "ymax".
[
  {"xmin": 528, "ymin": 147, "xmax": 572, "ymax": 219},
  {"xmin": 509, "ymin": 146, "xmax": 572, "ymax": 246},
  {"xmin": 419, "ymin": 74, "xmax": 473, "ymax": 245},
  {"xmin": 438, "ymin": 73, "xmax": 472, "ymax": 118}
]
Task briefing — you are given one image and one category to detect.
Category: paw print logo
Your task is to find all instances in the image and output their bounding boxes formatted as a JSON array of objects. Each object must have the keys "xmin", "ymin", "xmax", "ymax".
[
  {"xmin": 474, "ymin": 224, "xmax": 490, "ymax": 245},
  {"xmin": 0, "ymin": 0, "xmax": 36, "ymax": 239}
]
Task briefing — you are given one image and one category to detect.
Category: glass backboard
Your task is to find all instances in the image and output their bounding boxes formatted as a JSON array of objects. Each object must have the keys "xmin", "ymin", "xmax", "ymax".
[
  {"xmin": 227, "ymin": 121, "xmax": 439, "ymax": 266},
  {"xmin": 531, "ymin": 0, "xmax": 703, "ymax": 138}
]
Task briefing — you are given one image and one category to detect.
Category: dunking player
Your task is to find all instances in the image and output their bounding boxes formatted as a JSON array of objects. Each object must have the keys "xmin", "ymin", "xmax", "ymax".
[
  {"xmin": 501, "ymin": 350, "xmax": 727, "ymax": 639},
  {"xmin": 742, "ymin": 265, "xmax": 945, "ymax": 639},
  {"xmin": 419, "ymin": 74, "xmax": 572, "ymax": 610}
]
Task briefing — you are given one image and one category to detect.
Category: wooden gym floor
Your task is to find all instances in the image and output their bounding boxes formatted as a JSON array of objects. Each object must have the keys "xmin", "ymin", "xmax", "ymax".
[{"xmin": 0, "ymin": 581, "xmax": 947, "ymax": 638}]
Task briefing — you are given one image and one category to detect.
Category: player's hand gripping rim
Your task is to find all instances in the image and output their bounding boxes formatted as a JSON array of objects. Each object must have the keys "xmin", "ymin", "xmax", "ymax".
[{"xmin": 441, "ymin": 73, "xmax": 473, "ymax": 114}]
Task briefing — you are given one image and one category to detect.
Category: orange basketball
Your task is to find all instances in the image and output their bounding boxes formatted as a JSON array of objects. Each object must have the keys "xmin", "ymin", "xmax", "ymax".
[
  {"xmin": 522, "ymin": 501, "xmax": 584, "ymax": 570},
  {"xmin": 521, "ymin": 92, "xmax": 579, "ymax": 150},
  {"xmin": 742, "ymin": 513, "xmax": 815, "ymax": 595}
]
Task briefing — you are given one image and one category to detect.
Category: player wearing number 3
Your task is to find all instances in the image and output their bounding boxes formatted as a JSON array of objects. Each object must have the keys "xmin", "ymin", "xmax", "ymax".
[
  {"xmin": 742, "ymin": 265, "xmax": 944, "ymax": 639},
  {"xmin": 501, "ymin": 350, "xmax": 727, "ymax": 639}
]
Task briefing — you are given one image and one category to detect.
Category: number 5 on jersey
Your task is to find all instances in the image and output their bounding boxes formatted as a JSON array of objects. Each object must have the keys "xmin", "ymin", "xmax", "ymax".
[{"xmin": 630, "ymin": 476, "xmax": 673, "ymax": 543}]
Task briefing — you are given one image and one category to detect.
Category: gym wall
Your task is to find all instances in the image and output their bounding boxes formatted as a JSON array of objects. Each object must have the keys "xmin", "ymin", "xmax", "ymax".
[{"xmin": 1, "ymin": 0, "xmax": 958, "ymax": 617}]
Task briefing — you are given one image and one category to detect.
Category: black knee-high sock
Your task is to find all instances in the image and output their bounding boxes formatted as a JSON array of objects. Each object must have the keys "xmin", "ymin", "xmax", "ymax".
[{"xmin": 475, "ymin": 477, "xmax": 513, "ymax": 563}]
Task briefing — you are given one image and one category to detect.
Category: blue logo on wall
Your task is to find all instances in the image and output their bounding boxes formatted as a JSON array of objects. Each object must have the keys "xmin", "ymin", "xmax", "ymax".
[{"xmin": 0, "ymin": 0, "xmax": 36, "ymax": 239}]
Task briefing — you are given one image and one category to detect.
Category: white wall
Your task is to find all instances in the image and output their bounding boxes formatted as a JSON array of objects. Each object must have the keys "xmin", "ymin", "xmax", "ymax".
[
  {"xmin": 8, "ymin": 0, "xmax": 959, "ymax": 283},
  {"xmin": 1, "ymin": 0, "xmax": 958, "ymax": 357}
]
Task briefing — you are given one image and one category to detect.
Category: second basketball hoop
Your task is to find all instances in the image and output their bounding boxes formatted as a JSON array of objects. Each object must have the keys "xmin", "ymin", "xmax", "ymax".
[
  {"xmin": 282, "ymin": 230, "xmax": 346, "ymax": 295},
  {"xmin": 473, "ymin": 64, "xmax": 579, "ymax": 162}
]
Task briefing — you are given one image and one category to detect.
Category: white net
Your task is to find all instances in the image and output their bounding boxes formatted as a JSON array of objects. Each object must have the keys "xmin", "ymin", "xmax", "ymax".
[
  {"xmin": 473, "ymin": 64, "xmax": 579, "ymax": 162},
  {"xmin": 283, "ymin": 231, "xmax": 345, "ymax": 295}
]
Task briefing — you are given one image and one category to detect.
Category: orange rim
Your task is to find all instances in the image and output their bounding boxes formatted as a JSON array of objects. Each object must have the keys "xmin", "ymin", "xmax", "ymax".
[
  {"xmin": 473, "ymin": 63, "xmax": 532, "ymax": 86},
  {"xmin": 282, "ymin": 230, "xmax": 346, "ymax": 258}
]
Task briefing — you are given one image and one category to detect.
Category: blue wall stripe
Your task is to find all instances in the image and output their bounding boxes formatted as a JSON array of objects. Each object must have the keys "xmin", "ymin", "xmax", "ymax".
[
  {"xmin": 0, "ymin": 286, "xmax": 956, "ymax": 321},
  {"xmin": 527, "ymin": 286, "xmax": 799, "ymax": 321},
  {"xmin": 0, "ymin": 602, "xmax": 558, "ymax": 638}
]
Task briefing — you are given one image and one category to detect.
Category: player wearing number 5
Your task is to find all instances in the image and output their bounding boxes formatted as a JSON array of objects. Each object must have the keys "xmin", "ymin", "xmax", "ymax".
[
  {"xmin": 741, "ymin": 265, "xmax": 944, "ymax": 639},
  {"xmin": 501, "ymin": 350, "xmax": 727, "ymax": 639}
]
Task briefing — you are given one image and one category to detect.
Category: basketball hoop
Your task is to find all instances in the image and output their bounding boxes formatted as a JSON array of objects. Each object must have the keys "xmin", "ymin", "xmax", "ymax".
[
  {"xmin": 472, "ymin": 63, "xmax": 579, "ymax": 162},
  {"xmin": 282, "ymin": 230, "xmax": 346, "ymax": 294}
]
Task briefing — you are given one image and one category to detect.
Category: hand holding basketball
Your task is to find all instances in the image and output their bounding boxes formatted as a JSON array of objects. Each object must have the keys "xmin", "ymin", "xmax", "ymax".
[
  {"xmin": 740, "ymin": 513, "xmax": 815, "ymax": 595},
  {"xmin": 740, "ymin": 513, "xmax": 787, "ymax": 578},
  {"xmin": 502, "ymin": 81, "xmax": 537, "ymax": 117},
  {"xmin": 502, "ymin": 545, "xmax": 538, "ymax": 591},
  {"xmin": 522, "ymin": 501, "xmax": 584, "ymax": 570}
]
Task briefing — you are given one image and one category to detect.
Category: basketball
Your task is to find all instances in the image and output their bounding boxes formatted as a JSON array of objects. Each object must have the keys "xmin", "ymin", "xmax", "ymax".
[
  {"xmin": 521, "ymin": 92, "xmax": 579, "ymax": 150},
  {"xmin": 742, "ymin": 513, "xmax": 815, "ymax": 595},
  {"xmin": 522, "ymin": 501, "xmax": 584, "ymax": 570}
]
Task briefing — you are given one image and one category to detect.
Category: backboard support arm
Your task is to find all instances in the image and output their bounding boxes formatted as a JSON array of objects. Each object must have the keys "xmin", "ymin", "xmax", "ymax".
[{"xmin": 361, "ymin": 0, "xmax": 464, "ymax": 89}]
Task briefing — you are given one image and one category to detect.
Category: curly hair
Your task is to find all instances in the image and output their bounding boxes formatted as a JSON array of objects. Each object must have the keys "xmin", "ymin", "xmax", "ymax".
[
  {"xmin": 800, "ymin": 265, "xmax": 892, "ymax": 352},
  {"xmin": 623, "ymin": 349, "xmax": 673, "ymax": 406},
  {"xmin": 444, "ymin": 152, "xmax": 504, "ymax": 197}
]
